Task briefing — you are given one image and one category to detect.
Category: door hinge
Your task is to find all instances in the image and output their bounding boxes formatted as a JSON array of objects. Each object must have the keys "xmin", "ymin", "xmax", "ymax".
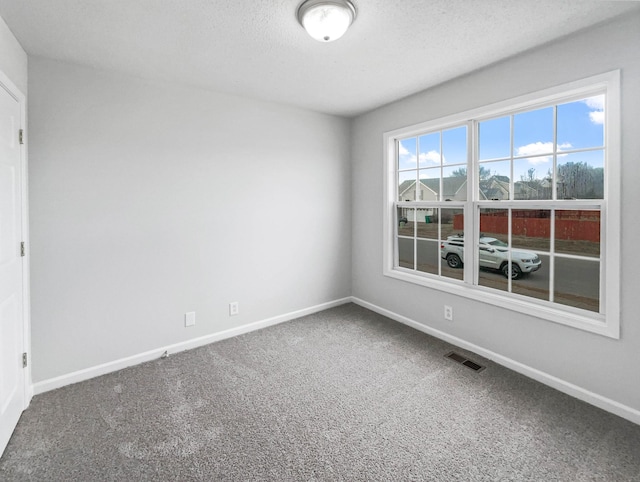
[
  {"xmin": 22, "ymin": 353, "xmax": 27, "ymax": 368},
  {"xmin": 20, "ymin": 242, "xmax": 25, "ymax": 257},
  {"xmin": 19, "ymin": 129, "xmax": 24, "ymax": 145}
]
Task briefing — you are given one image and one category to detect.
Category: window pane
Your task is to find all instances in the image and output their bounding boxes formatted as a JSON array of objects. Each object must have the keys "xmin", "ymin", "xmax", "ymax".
[
  {"xmin": 441, "ymin": 208, "xmax": 463, "ymax": 239},
  {"xmin": 512, "ymin": 209, "xmax": 551, "ymax": 252},
  {"xmin": 479, "ymin": 161, "xmax": 510, "ymax": 200},
  {"xmin": 514, "ymin": 161, "xmax": 552, "ymax": 200},
  {"xmin": 555, "ymin": 210, "xmax": 600, "ymax": 258},
  {"xmin": 398, "ymin": 170, "xmax": 416, "ymax": 201},
  {"xmin": 556, "ymin": 151, "xmax": 604, "ymax": 199},
  {"xmin": 416, "ymin": 207, "xmax": 437, "ymax": 239},
  {"xmin": 477, "ymin": 209, "xmax": 547, "ymax": 293},
  {"xmin": 557, "ymin": 96, "xmax": 604, "ymax": 150},
  {"xmin": 479, "ymin": 116, "xmax": 510, "ymax": 161},
  {"xmin": 398, "ymin": 137, "xmax": 417, "ymax": 170},
  {"xmin": 442, "ymin": 126, "xmax": 467, "ymax": 166},
  {"xmin": 478, "ymin": 208, "xmax": 509, "ymax": 291},
  {"xmin": 397, "ymin": 207, "xmax": 414, "ymax": 237},
  {"xmin": 512, "ymin": 253, "xmax": 549, "ymax": 302},
  {"xmin": 443, "ymin": 166, "xmax": 467, "ymax": 201},
  {"xmin": 440, "ymin": 208, "xmax": 464, "ymax": 281},
  {"xmin": 479, "ymin": 208, "xmax": 508, "ymax": 240},
  {"xmin": 511, "ymin": 210, "xmax": 548, "ymax": 298},
  {"xmin": 418, "ymin": 169, "xmax": 440, "ymax": 201},
  {"xmin": 513, "ymin": 106, "xmax": 554, "ymax": 158},
  {"xmin": 398, "ymin": 237, "xmax": 414, "ymax": 270},
  {"xmin": 418, "ymin": 132, "xmax": 441, "ymax": 168},
  {"xmin": 417, "ymin": 239, "xmax": 439, "ymax": 275},
  {"xmin": 554, "ymin": 257, "xmax": 599, "ymax": 313},
  {"xmin": 389, "ymin": 80, "xmax": 615, "ymax": 334}
]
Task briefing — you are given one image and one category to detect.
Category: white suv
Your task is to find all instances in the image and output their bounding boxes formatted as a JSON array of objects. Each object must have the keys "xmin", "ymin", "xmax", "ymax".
[{"xmin": 440, "ymin": 235, "xmax": 541, "ymax": 279}]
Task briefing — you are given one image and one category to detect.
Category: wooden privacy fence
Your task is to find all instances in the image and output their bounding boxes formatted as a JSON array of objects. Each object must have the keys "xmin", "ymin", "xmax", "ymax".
[{"xmin": 452, "ymin": 210, "xmax": 600, "ymax": 242}]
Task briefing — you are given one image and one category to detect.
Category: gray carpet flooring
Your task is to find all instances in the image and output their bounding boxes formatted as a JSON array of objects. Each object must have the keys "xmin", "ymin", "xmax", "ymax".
[{"xmin": 1, "ymin": 303, "xmax": 640, "ymax": 481}]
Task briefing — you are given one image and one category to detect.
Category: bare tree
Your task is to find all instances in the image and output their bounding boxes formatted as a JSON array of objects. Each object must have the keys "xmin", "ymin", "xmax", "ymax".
[{"xmin": 557, "ymin": 162, "xmax": 603, "ymax": 199}]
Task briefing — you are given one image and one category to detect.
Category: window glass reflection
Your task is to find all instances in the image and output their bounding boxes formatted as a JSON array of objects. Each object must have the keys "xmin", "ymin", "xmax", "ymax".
[
  {"xmin": 557, "ymin": 96, "xmax": 604, "ymax": 150},
  {"xmin": 418, "ymin": 132, "xmax": 441, "ymax": 168},
  {"xmin": 479, "ymin": 161, "xmax": 510, "ymax": 200},
  {"xmin": 397, "ymin": 207, "xmax": 414, "ymax": 237},
  {"xmin": 442, "ymin": 126, "xmax": 467, "ymax": 166},
  {"xmin": 397, "ymin": 237, "xmax": 414, "ymax": 270},
  {"xmin": 440, "ymin": 209, "xmax": 464, "ymax": 281},
  {"xmin": 417, "ymin": 239, "xmax": 439, "ymax": 275},
  {"xmin": 398, "ymin": 137, "xmax": 417, "ymax": 170},
  {"xmin": 556, "ymin": 151, "xmax": 604, "ymax": 200},
  {"xmin": 555, "ymin": 210, "xmax": 600, "ymax": 258},
  {"xmin": 398, "ymin": 171, "xmax": 417, "ymax": 202},
  {"xmin": 554, "ymin": 257, "xmax": 599, "ymax": 313},
  {"xmin": 513, "ymin": 107, "xmax": 554, "ymax": 156},
  {"xmin": 479, "ymin": 116, "xmax": 510, "ymax": 161}
]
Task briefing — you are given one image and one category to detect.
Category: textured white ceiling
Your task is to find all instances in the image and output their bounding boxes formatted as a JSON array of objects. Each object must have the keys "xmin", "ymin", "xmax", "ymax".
[{"xmin": 1, "ymin": 0, "xmax": 638, "ymax": 117}]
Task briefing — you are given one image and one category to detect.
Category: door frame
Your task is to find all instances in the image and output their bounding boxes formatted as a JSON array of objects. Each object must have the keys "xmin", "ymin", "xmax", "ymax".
[{"xmin": 0, "ymin": 68, "xmax": 32, "ymax": 411}]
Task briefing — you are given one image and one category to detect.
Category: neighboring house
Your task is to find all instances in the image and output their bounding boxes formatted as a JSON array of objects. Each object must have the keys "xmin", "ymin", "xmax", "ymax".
[
  {"xmin": 398, "ymin": 177, "xmax": 467, "ymax": 202},
  {"xmin": 398, "ymin": 178, "xmax": 467, "ymax": 223},
  {"xmin": 513, "ymin": 181, "xmax": 541, "ymax": 200},
  {"xmin": 481, "ymin": 177, "xmax": 510, "ymax": 200},
  {"xmin": 482, "ymin": 175, "xmax": 549, "ymax": 200},
  {"xmin": 400, "ymin": 175, "xmax": 545, "ymax": 203}
]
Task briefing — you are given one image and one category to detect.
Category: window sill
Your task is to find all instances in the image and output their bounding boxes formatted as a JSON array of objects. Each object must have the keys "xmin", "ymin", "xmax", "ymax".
[{"xmin": 383, "ymin": 267, "xmax": 618, "ymax": 339}]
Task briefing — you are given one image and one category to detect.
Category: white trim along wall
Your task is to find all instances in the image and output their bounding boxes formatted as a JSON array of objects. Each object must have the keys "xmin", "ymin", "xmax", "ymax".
[
  {"xmin": 33, "ymin": 298, "xmax": 352, "ymax": 395},
  {"xmin": 351, "ymin": 298, "xmax": 640, "ymax": 426},
  {"xmin": 33, "ymin": 296, "xmax": 640, "ymax": 426}
]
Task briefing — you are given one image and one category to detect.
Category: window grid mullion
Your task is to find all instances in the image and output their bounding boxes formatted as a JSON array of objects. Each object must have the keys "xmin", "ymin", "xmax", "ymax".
[
  {"xmin": 465, "ymin": 120, "xmax": 476, "ymax": 286},
  {"xmin": 387, "ymin": 73, "xmax": 614, "ymax": 335},
  {"xmin": 549, "ymin": 208, "xmax": 556, "ymax": 303},
  {"xmin": 510, "ymin": 114, "xmax": 515, "ymax": 201}
]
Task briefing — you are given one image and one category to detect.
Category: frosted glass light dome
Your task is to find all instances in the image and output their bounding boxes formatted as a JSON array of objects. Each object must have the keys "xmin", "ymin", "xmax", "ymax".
[{"xmin": 297, "ymin": 0, "xmax": 356, "ymax": 42}]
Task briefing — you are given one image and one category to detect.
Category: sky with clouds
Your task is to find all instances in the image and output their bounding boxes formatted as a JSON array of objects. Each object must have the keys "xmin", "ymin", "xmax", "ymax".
[{"xmin": 398, "ymin": 95, "xmax": 604, "ymax": 182}]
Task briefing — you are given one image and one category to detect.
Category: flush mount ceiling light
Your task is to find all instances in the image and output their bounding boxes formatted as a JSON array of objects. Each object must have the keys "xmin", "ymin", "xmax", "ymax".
[{"xmin": 297, "ymin": 0, "xmax": 357, "ymax": 42}]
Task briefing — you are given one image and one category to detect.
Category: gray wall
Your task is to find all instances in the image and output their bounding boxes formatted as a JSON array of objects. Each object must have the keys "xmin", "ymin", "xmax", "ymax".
[
  {"xmin": 11, "ymin": 9, "xmax": 640, "ymax": 415},
  {"xmin": 28, "ymin": 57, "xmax": 352, "ymax": 382},
  {"xmin": 351, "ymin": 13, "xmax": 640, "ymax": 412},
  {"xmin": 0, "ymin": 15, "xmax": 27, "ymax": 94}
]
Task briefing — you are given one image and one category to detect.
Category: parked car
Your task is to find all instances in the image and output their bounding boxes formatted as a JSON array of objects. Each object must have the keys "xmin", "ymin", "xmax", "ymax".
[{"xmin": 440, "ymin": 234, "xmax": 541, "ymax": 279}]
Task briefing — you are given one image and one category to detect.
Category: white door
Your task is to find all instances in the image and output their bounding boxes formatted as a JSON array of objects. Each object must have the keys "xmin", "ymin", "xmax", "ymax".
[{"xmin": 0, "ymin": 80, "xmax": 26, "ymax": 456}]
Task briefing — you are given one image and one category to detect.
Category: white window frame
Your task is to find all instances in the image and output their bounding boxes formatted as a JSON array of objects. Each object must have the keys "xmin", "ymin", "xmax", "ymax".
[{"xmin": 383, "ymin": 71, "xmax": 620, "ymax": 338}]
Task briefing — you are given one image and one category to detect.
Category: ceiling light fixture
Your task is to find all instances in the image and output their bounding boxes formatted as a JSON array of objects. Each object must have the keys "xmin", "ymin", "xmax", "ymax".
[{"xmin": 296, "ymin": 0, "xmax": 357, "ymax": 42}]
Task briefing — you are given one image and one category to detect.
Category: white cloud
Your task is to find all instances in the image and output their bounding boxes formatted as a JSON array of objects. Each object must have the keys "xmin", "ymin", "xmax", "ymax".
[
  {"xmin": 419, "ymin": 150, "xmax": 442, "ymax": 165},
  {"xmin": 583, "ymin": 95, "xmax": 604, "ymax": 111},
  {"xmin": 582, "ymin": 95, "xmax": 604, "ymax": 125},
  {"xmin": 557, "ymin": 142, "xmax": 572, "ymax": 151},
  {"xmin": 516, "ymin": 141, "xmax": 572, "ymax": 164},
  {"xmin": 399, "ymin": 144, "xmax": 418, "ymax": 166},
  {"xmin": 589, "ymin": 110, "xmax": 604, "ymax": 125}
]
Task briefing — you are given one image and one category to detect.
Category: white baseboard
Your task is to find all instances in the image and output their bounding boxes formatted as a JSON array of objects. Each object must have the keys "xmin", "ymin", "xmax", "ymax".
[
  {"xmin": 33, "ymin": 297, "xmax": 352, "ymax": 395},
  {"xmin": 351, "ymin": 296, "xmax": 640, "ymax": 427},
  {"xmin": 32, "ymin": 295, "xmax": 640, "ymax": 427}
]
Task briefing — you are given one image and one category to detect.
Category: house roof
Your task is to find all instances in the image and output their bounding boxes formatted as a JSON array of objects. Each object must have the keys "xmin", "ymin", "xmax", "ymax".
[
  {"xmin": 400, "ymin": 176, "xmax": 543, "ymax": 200},
  {"xmin": 399, "ymin": 177, "xmax": 466, "ymax": 199}
]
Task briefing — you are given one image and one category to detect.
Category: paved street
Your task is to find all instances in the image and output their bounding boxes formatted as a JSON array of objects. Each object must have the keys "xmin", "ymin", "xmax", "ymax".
[{"xmin": 398, "ymin": 238, "xmax": 599, "ymax": 312}]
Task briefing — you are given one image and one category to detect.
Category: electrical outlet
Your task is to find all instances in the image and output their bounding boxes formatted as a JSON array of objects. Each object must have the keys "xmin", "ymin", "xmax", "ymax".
[
  {"xmin": 444, "ymin": 305, "xmax": 453, "ymax": 321},
  {"xmin": 229, "ymin": 302, "xmax": 239, "ymax": 316},
  {"xmin": 185, "ymin": 311, "xmax": 196, "ymax": 327}
]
